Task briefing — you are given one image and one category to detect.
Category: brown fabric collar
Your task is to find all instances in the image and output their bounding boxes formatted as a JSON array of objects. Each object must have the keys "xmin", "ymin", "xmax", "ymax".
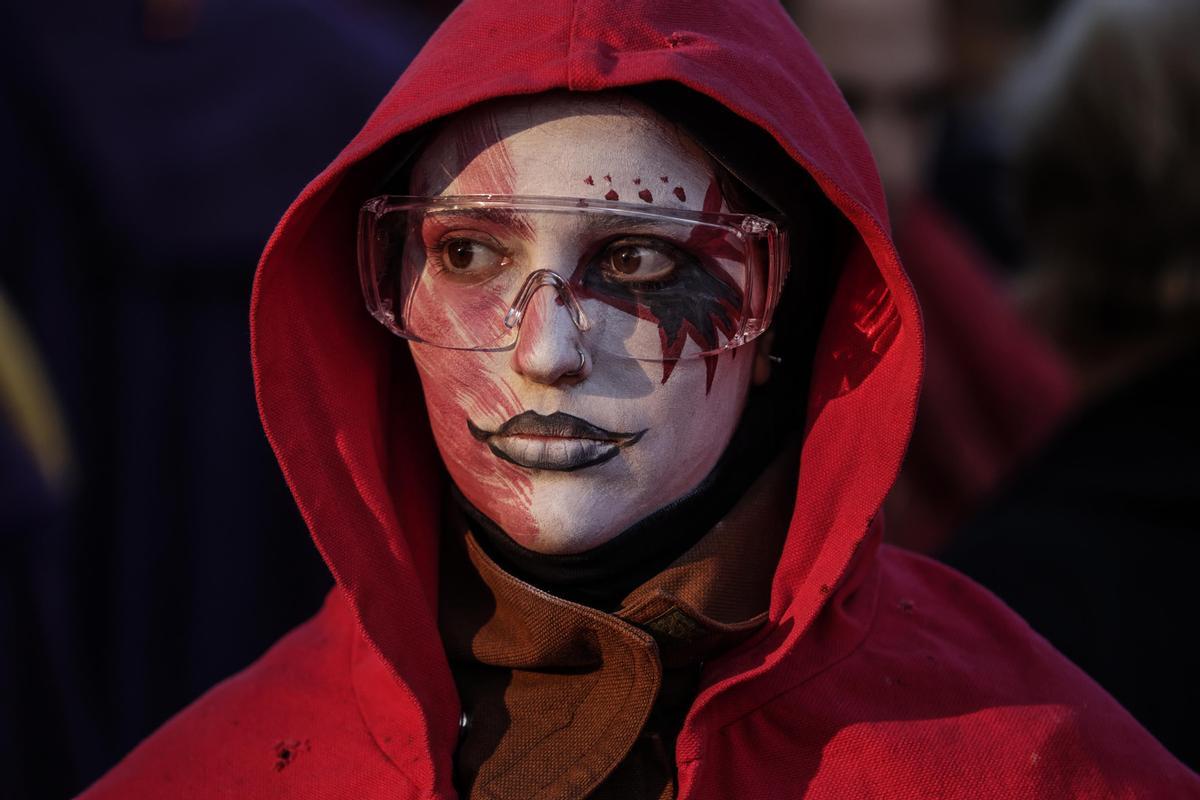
[{"xmin": 439, "ymin": 444, "xmax": 798, "ymax": 799}]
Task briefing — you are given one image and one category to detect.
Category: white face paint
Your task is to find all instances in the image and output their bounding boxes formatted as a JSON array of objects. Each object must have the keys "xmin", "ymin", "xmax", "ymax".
[{"xmin": 407, "ymin": 93, "xmax": 759, "ymax": 554}]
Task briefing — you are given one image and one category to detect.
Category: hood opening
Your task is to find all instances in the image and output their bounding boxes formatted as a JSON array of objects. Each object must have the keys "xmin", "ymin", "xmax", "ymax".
[
  {"xmin": 250, "ymin": 6, "xmax": 923, "ymax": 780},
  {"xmin": 366, "ymin": 81, "xmax": 856, "ymax": 444}
]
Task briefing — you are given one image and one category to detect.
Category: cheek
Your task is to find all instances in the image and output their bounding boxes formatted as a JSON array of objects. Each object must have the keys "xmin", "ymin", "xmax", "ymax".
[
  {"xmin": 642, "ymin": 351, "xmax": 753, "ymax": 465},
  {"xmin": 408, "ymin": 345, "xmax": 536, "ymax": 529}
]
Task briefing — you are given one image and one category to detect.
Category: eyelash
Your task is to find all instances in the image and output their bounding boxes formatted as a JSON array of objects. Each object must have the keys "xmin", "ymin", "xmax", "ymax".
[
  {"xmin": 424, "ymin": 233, "xmax": 509, "ymax": 276},
  {"xmin": 592, "ymin": 236, "xmax": 697, "ymax": 286},
  {"xmin": 418, "ymin": 231, "xmax": 699, "ymax": 285}
]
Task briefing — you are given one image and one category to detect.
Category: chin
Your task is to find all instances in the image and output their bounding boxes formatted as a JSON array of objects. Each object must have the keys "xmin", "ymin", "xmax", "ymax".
[{"xmin": 518, "ymin": 477, "xmax": 645, "ymax": 555}]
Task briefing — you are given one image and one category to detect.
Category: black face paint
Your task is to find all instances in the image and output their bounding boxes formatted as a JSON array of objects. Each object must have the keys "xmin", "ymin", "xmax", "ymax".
[{"xmin": 576, "ymin": 252, "xmax": 744, "ymax": 393}]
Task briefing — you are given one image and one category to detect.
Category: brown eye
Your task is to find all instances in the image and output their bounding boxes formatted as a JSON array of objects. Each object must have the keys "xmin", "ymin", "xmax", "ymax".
[
  {"xmin": 611, "ymin": 246, "xmax": 642, "ymax": 274},
  {"xmin": 447, "ymin": 240, "xmax": 475, "ymax": 269},
  {"xmin": 601, "ymin": 241, "xmax": 680, "ymax": 283},
  {"xmin": 439, "ymin": 238, "xmax": 504, "ymax": 273}
]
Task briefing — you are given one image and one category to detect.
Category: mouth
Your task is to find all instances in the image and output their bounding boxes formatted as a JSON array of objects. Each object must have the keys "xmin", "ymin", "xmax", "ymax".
[{"xmin": 467, "ymin": 411, "xmax": 647, "ymax": 471}]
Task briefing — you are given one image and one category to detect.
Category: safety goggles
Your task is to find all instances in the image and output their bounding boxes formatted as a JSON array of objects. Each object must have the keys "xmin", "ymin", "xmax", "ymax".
[{"xmin": 357, "ymin": 195, "xmax": 788, "ymax": 362}]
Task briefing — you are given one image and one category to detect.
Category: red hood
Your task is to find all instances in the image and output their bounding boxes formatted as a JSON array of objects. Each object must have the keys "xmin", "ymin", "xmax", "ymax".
[{"xmin": 251, "ymin": 0, "xmax": 920, "ymax": 790}]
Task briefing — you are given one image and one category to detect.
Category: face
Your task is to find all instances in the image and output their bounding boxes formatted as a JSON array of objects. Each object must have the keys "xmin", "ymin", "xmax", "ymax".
[
  {"xmin": 406, "ymin": 93, "xmax": 765, "ymax": 554},
  {"xmin": 795, "ymin": 0, "xmax": 947, "ymax": 221}
]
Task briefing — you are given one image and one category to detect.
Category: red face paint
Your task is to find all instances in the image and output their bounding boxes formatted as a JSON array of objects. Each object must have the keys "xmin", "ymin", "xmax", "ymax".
[
  {"xmin": 564, "ymin": 179, "xmax": 745, "ymax": 394},
  {"xmin": 409, "ymin": 323, "xmax": 538, "ymax": 539},
  {"xmin": 452, "ymin": 113, "xmax": 517, "ymax": 195},
  {"xmin": 415, "ymin": 110, "xmax": 535, "ymax": 239},
  {"xmin": 638, "ymin": 189, "xmax": 654, "ymax": 203},
  {"xmin": 604, "ymin": 189, "xmax": 620, "ymax": 201},
  {"xmin": 673, "ymin": 186, "xmax": 687, "ymax": 202}
]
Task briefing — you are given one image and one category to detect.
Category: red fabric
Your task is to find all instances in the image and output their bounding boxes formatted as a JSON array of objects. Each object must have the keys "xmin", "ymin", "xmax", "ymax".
[
  {"xmin": 81, "ymin": 0, "xmax": 1197, "ymax": 797},
  {"xmin": 885, "ymin": 197, "xmax": 1075, "ymax": 553}
]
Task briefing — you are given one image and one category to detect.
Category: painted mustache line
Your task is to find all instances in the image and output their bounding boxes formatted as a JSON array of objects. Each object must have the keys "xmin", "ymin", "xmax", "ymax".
[{"xmin": 467, "ymin": 411, "xmax": 647, "ymax": 472}]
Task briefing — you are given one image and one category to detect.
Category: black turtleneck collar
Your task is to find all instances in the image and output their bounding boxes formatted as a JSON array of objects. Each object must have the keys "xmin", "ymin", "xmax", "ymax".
[{"xmin": 452, "ymin": 387, "xmax": 790, "ymax": 611}]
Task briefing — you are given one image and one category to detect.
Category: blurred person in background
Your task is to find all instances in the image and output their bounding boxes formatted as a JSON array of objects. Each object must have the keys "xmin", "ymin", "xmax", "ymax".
[
  {"xmin": 945, "ymin": 0, "xmax": 1200, "ymax": 768},
  {"xmin": 0, "ymin": 1, "xmax": 446, "ymax": 796},
  {"xmin": 785, "ymin": 0, "xmax": 1074, "ymax": 554},
  {"xmin": 933, "ymin": 0, "xmax": 1065, "ymax": 271}
]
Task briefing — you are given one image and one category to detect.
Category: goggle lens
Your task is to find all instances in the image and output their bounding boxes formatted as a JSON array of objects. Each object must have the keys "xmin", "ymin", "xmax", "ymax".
[{"xmin": 359, "ymin": 196, "xmax": 787, "ymax": 362}]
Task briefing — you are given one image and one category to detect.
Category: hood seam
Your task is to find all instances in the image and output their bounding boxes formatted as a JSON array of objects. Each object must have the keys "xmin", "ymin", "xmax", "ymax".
[{"xmin": 566, "ymin": 0, "xmax": 580, "ymax": 90}]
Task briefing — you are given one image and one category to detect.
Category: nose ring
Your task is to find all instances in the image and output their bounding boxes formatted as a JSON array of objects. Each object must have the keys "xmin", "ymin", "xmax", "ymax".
[{"xmin": 566, "ymin": 347, "xmax": 586, "ymax": 376}]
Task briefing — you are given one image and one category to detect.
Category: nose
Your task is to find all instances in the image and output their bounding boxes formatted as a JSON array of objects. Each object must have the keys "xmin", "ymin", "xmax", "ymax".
[{"xmin": 509, "ymin": 274, "xmax": 591, "ymax": 385}]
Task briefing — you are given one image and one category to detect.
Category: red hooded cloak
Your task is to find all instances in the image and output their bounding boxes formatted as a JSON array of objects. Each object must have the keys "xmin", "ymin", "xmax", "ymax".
[{"xmin": 81, "ymin": 0, "xmax": 1198, "ymax": 796}]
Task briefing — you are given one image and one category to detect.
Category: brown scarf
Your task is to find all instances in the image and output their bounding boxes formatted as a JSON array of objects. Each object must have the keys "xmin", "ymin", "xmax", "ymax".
[{"xmin": 438, "ymin": 445, "xmax": 798, "ymax": 800}]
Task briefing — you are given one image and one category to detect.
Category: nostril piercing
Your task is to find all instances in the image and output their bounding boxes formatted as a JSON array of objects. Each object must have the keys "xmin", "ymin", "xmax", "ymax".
[{"xmin": 566, "ymin": 347, "xmax": 586, "ymax": 376}]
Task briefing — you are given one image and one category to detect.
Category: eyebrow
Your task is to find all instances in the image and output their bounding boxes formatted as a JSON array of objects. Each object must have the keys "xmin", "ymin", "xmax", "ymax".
[
  {"xmin": 428, "ymin": 207, "xmax": 689, "ymax": 236},
  {"xmin": 426, "ymin": 207, "xmax": 536, "ymax": 240}
]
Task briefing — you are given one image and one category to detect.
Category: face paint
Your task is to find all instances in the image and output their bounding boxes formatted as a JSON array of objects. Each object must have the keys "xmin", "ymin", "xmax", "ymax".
[
  {"xmin": 406, "ymin": 92, "xmax": 757, "ymax": 554},
  {"xmin": 468, "ymin": 411, "xmax": 646, "ymax": 471},
  {"xmin": 571, "ymin": 229, "xmax": 744, "ymax": 392}
]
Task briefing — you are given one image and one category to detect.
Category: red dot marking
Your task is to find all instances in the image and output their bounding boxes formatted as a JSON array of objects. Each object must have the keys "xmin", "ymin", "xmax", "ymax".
[
  {"xmin": 633, "ymin": 177, "xmax": 642, "ymax": 185},
  {"xmin": 673, "ymin": 186, "xmax": 687, "ymax": 202},
  {"xmin": 584, "ymin": 176, "xmax": 594, "ymax": 185},
  {"xmin": 603, "ymin": 174, "xmax": 612, "ymax": 183},
  {"xmin": 638, "ymin": 189, "xmax": 653, "ymax": 203},
  {"xmin": 605, "ymin": 189, "xmax": 620, "ymax": 201},
  {"xmin": 660, "ymin": 175, "xmax": 669, "ymax": 183}
]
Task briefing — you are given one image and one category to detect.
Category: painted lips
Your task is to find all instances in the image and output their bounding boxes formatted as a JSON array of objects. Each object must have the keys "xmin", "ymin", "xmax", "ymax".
[{"xmin": 467, "ymin": 411, "xmax": 647, "ymax": 471}]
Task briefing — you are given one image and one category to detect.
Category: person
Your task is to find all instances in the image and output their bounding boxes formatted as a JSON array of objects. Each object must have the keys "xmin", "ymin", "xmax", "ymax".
[
  {"xmin": 944, "ymin": 0, "xmax": 1200, "ymax": 769},
  {"xmin": 80, "ymin": 0, "xmax": 1197, "ymax": 797},
  {"xmin": 786, "ymin": 0, "xmax": 1073, "ymax": 552}
]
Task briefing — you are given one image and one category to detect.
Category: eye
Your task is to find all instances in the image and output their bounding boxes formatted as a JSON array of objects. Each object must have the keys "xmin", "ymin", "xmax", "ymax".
[
  {"xmin": 600, "ymin": 240, "xmax": 685, "ymax": 284},
  {"xmin": 436, "ymin": 237, "xmax": 506, "ymax": 274}
]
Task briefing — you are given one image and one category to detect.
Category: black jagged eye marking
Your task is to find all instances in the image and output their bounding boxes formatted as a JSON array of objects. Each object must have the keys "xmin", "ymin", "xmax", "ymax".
[{"xmin": 578, "ymin": 254, "xmax": 743, "ymax": 394}]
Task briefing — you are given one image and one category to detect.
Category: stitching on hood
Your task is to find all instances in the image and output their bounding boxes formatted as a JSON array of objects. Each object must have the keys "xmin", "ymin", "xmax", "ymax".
[{"xmin": 566, "ymin": 0, "xmax": 580, "ymax": 90}]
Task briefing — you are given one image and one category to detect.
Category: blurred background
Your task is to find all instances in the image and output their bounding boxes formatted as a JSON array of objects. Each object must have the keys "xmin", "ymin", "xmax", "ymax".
[
  {"xmin": 2, "ymin": 0, "xmax": 1195, "ymax": 796},
  {"xmin": 0, "ymin": 1, "xmax": 453, "ymax": 795}
]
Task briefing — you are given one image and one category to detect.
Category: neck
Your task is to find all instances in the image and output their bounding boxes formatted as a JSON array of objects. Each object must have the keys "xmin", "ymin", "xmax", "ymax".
[{"xmin": 454, "ymin": 394, "xmax": 792, "ymax": 610}]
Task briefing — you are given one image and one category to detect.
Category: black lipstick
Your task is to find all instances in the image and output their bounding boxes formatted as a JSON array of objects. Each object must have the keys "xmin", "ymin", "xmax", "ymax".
[{"xmin": 467, "ymin": 411, "xmax": 647, "ymax": 471}]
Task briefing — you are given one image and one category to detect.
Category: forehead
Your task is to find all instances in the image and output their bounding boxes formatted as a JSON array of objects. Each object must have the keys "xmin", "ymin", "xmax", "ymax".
[{"xmin": 411, "ymin": 93, "xmax": 717, "ymax": 211}]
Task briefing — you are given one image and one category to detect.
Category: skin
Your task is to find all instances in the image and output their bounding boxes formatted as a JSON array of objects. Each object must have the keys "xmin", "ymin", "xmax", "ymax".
[
  {"xmin": 791, "ymin": 0, "xmax": 948, "ymax": 222},
  {"xmin": 406, "ymin": 93, "xmax": 771, "ymax": 554}
]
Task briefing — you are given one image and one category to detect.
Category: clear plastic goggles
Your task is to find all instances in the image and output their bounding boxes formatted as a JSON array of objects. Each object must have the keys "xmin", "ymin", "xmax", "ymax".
[{"xmin": 357, "ymin": 195, "xmax": 788, "ymax": 362}]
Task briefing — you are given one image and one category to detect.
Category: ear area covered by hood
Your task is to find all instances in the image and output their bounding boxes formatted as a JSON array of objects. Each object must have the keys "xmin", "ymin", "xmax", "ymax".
[{"xmin": 250, "ymin": 0, "xmax": 921, "ymax": 792}]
